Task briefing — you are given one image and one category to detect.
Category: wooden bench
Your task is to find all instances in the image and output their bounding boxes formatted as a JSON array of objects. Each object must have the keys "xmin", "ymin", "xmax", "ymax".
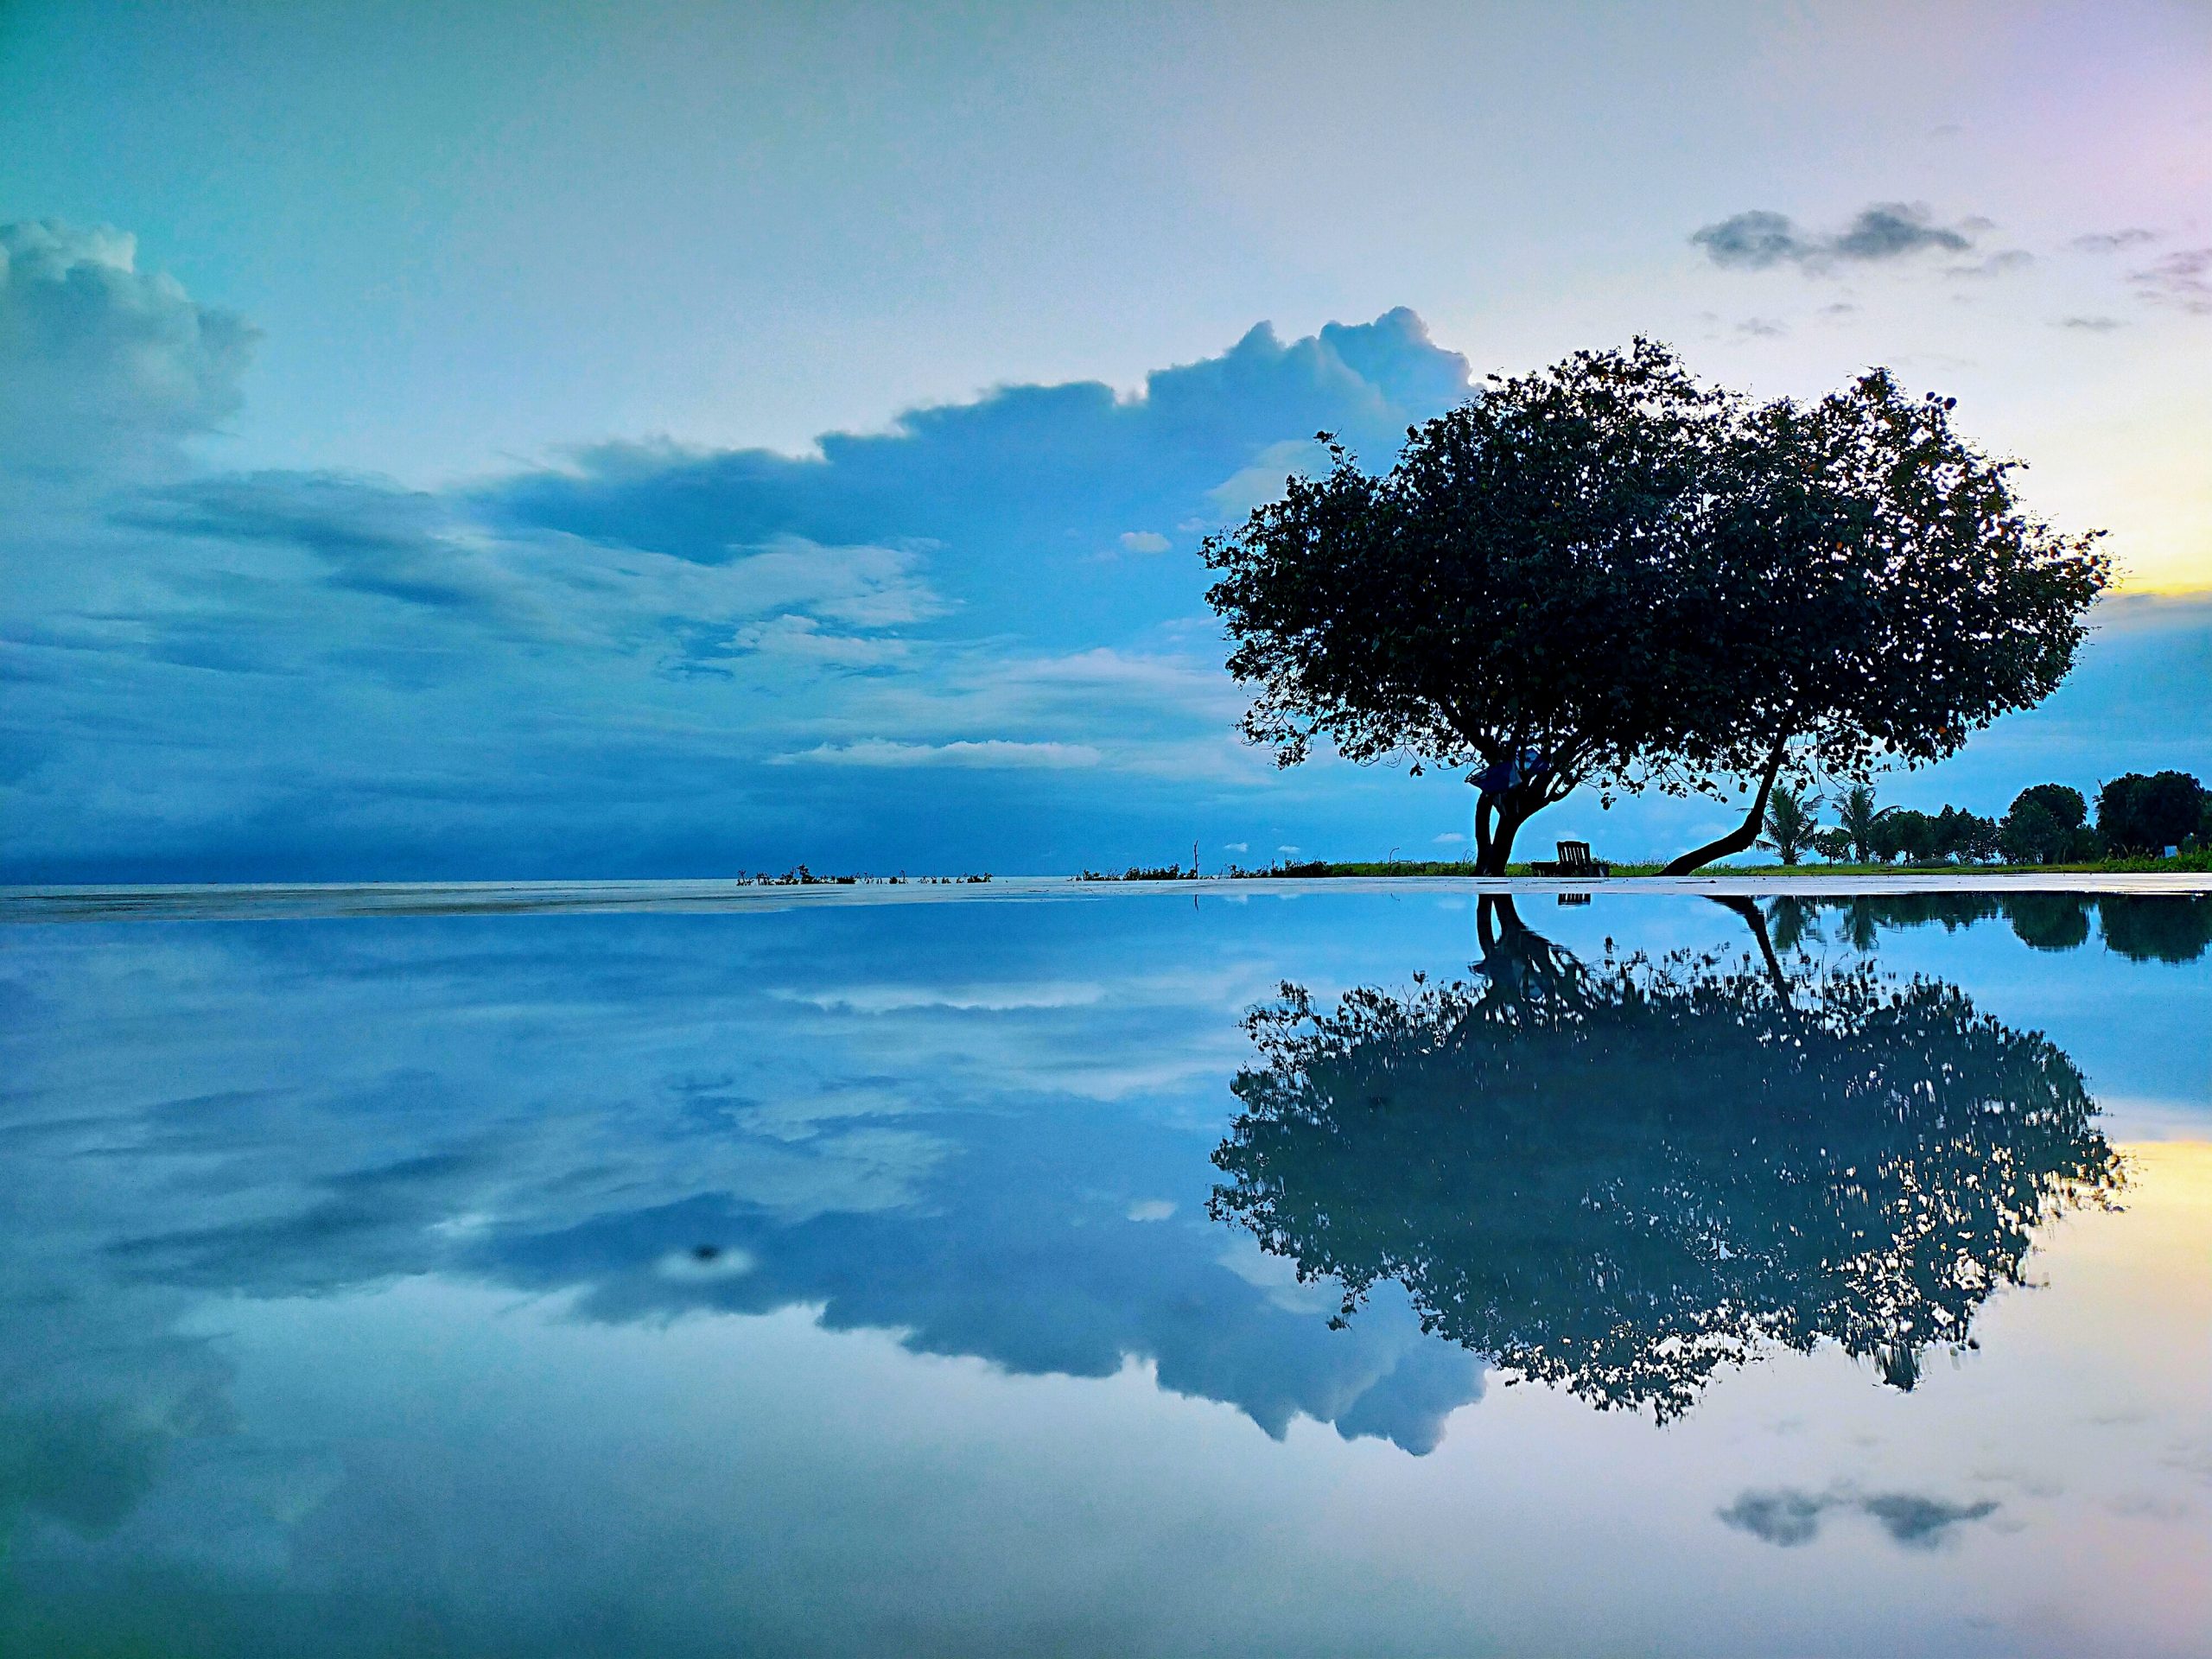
[{"xmin": 1529, "ymin": 839, "xmax": 1611, "ymax": 878}]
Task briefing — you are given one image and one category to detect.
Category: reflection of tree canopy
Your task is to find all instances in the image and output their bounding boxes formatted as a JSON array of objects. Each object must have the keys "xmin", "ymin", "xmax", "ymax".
[{"xmin": 1209, "ymin": 903, "xmax": 2123, "ymax": 1421}]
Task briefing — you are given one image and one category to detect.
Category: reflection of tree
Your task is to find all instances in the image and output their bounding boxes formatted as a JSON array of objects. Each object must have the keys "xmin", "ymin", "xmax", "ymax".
[
  {"xmin": 2096, "ymin": 895, "xmax": 2212, "ymax": 964},
  {"xmin": 2007, "ymin": 893, "xmax": 2093, "ymax": 953},
  {"xmin": 1210, "ymin": 899, "xmax": 2123, "ymax": 1421}
]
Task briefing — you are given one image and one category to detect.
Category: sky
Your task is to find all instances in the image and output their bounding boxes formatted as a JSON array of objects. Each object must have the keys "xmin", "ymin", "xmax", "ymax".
[{"xmin": 3, "ymin": 0, "xmax": 2209, "ymax": 880}]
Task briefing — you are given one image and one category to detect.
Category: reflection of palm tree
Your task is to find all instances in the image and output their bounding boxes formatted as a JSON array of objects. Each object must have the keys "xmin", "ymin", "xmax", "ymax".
[{"xmin": 1210, "ymin": 916, "xmax": 2122, "ymax": 1421}]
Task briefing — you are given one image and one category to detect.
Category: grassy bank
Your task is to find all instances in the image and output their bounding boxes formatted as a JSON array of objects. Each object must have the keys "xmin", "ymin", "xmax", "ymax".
[{"xmin": 1198, "ymin": 851, "xmax": 2212, "ymax": 880}]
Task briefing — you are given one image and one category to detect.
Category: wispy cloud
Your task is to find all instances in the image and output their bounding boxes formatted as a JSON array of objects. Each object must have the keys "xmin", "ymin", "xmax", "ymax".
[{"xmin": 2130, "ymin": 248, "xmax": 2212, "ymax": 315}]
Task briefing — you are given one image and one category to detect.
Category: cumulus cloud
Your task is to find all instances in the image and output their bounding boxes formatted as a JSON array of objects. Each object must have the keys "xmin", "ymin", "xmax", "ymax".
[
  {"xmin": 0, "ymin": 219, "xmax": 257, "ymax": 483},
  {"xmin": 1690, "ymin": 202, "xmax": 1977, "ymax": 272},
  {"xmin": 3, "ymin": 237, "xmax": 1493, "ymax": 883},
  {"xmin": 480, "ymin": 308, "xmax": 1470, "ymax": 651}
]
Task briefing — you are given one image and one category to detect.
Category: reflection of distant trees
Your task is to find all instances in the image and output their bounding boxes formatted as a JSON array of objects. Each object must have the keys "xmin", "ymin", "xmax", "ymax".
[
  {"xmin": 2095, "ymin": 896, "xmax": 2212, "ymax": 963},
  {"xmin": 1210, "ymin": 899, "xmax": 2123, "ymax": 1421},
  {"xmin": 1771, "ymin": 892, "xmax": 2211, "ymax": 963}
]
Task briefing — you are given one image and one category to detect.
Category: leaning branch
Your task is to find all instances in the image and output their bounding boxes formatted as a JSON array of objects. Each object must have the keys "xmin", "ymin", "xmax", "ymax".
[{"xmin": 1662, "ymin": 734, "xmax": 1791, "ymax": 876}]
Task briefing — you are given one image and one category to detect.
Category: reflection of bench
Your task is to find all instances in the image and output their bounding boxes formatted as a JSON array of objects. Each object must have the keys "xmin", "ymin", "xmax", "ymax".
[{"xmin": 1529, "ymin": 840, "xmax": 1610, "ymax": 878}]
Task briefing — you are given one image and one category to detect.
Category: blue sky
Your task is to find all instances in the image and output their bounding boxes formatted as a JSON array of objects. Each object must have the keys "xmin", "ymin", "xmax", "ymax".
[{"xmin": 3, "ymin": 2, "xmax": 2209, "ymax": 880}]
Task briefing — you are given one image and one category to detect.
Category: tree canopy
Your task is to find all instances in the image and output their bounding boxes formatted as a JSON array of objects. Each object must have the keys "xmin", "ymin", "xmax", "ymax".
[
  {"xmin": 2096, "ymin": 771, "xmax": 2209, "ymax": 854},
  {"xmin": 2000, "ymin": 784, "xmax": 2094, "ymax": 865},
  {"xmin": 1208, "ymin": 900, "xmax": 2122, "ymax": 1420},
  {"xmin": 1201, "ymin": 342, "xmax": 2109, "ymax": 872}
]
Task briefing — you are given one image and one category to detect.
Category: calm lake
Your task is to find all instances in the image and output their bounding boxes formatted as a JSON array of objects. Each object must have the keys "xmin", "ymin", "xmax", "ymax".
[{"xmin": 3, "ymin": 884, "xmax": 2209, "ymax": 1656}]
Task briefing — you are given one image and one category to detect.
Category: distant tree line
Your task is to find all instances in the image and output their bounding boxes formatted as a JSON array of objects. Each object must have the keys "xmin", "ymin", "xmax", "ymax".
[{"xmin": 1758, "ymin": 772, "xmax": 2212, "ymax": 868}]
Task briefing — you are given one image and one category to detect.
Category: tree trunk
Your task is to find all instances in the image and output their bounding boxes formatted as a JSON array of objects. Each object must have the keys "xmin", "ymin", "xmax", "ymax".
[
  {"xmin": 1475, "ymin": 796, "xmax": 1530, "ymax": 875},
  {"xmin": 1473, "ymin": 792, "xmax": 1499, "ymax": 874},
  {"xmin": 1662, "ymin": 736, "xmax": 1790, "ymax": 876}
]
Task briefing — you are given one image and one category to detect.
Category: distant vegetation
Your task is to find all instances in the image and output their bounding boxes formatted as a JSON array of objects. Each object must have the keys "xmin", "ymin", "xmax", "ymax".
[
  {"xmin": 1769, "ymin": 770, "xmax": 2212, "ymax": 868},
  {"xmin": 1070, "ymin": 769, "xmax": 2212, "ymax": 883}
]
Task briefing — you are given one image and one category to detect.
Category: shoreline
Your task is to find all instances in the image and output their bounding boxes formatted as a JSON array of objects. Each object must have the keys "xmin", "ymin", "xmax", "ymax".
[{"xmin": 5, "ymin": 868, "xmax": 2210, "ymax": 925}]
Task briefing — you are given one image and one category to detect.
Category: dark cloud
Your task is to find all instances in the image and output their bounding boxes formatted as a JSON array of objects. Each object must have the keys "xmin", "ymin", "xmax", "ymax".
[
  {"xmin": 1691, "ymin": 202, "xmax": 1976, "ymax": 272},
  {"xmin": 2073, "ymin": 229, "xmax": 2158, "ymax": 253},
  {"xmin": 2058, "ymin": 315, "xmax": 2126, "ymax": 332},
  {"xmin": 1719, "ymin": 1486, "xmax": 1999, "ymax": 1550},
  {"xmin": 0, "ymin": 220, "xmax": 257, "ymax": 484},
  {"xmin": 119, "ymin": 473, "xmax": 505, "ymax": 613},
  {"xmin": 1717, "ymin": 1488, "xmax": 1828, "ymax": 1546},
  {"xmin": 1859, "ymin": 1491, "xmax": 2000, "ymax": 1548}
]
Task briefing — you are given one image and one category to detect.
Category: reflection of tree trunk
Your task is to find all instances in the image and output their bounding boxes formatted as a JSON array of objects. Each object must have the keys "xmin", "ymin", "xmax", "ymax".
[
  {"xmin": 1476, "ymin": 893, "xmax": 1529, "ymax": 952},
  {"xmin": 1475, "ymin": 894, "xmax": 1601, "ymax": 1014},
  {"xmin": 1707, "ymin": 894, "xmax": 1790, "ymax": 1003},
  {"xmin": 1663, "ymin": 735, "xmax": 1790, "ymax": 876}
]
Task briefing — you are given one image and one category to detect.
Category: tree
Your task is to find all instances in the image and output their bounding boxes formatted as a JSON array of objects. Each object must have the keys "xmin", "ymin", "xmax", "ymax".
[
  {"xmin": 2097, "ymin": 771, "xmax": 2208, "ymax": 855},
  {"xmin": 2001, "ymin": 784, "xmax": 2092, "ymax": 865},
  {"xmin": 1934, "ymin": 805, "xmax": 2000, "ymax": 864},
  {"xmin": 1201, "ymin": 341, "xmax": 1732, "ymax": 873},
  {"xmin": 2000, "ymin": 800, "xmax": 2065, "ymax": 865},
  {"xmin": 1831, "ymin": 784, "xmax": 1888, "ymax": 865},
  {"xmin": 1658, "ymin": 374, "xmax": 2109, "ymax": 873},
  {"xmin": 1208, "ymin": 901, "xmax": 2121, "ymax": 1421},
  {"xmin": 1202, "ymin": 346, "xmax": 2107, "ymax": 874},
  {"xmin": 1759, "ymin": 784, "xmax": 1820, "ymax": 864},
  {"xmin": 1871, "ymin": 808, "xmax": 1940, "ymax": 865},
  {"xmin": 1810, "ymin": 827, "xmax": 1852, "ymax": 862}
]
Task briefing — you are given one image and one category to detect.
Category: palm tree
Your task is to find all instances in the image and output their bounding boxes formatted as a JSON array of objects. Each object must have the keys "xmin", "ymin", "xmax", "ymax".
[
  {"xmin": 1833, "ymin": 784, "xmax": 1890, "ymax": 866},
  {"xmin": 1760, "ymin": 785, "xmax": 1820, "ymax": 866}
]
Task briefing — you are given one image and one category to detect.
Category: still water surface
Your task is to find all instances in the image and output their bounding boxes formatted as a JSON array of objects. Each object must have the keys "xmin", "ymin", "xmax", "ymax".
[{"xmin": 3, "ymin": 887, "xmax": 2209, "ymax": 1656}]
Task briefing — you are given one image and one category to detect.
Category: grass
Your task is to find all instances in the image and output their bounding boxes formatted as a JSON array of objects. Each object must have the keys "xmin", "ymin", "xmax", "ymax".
[{"xmin": 1208, "ymin": 852, "xmax": 2212, "ymax": 880}]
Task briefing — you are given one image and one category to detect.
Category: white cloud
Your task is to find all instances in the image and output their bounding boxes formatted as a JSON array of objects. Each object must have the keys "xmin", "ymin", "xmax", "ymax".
[
  {"xmin": 776, "ymin": 739, "xmax": 1104, "ymax": 769},
  {"xmin": 1117, "ymin": 530, "xmax": 1170, "ymax": 554},
  {"xmin": 1208, "ymin": 437, "xmax": 1330, "ymax": 518},
  {"xmin": 0, "ymin": 219, "xmax": 258, "ymax": 484}
]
